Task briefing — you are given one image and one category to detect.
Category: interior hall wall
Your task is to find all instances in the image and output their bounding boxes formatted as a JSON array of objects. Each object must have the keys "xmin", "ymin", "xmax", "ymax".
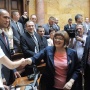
[{"xmin": 29, "ymin": 0, "xmax": 89, "ymax": 30}]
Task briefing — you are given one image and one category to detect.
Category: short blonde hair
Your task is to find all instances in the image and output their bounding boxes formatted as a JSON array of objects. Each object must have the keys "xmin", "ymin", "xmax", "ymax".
[{"xmin": 54, "ymin": 30, "xmax": 69, "ymax": 46}]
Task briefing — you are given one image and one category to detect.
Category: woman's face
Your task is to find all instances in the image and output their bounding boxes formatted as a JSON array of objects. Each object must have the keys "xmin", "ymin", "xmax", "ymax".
[
  {"xmin": 53, "ymin": 35, "xmax": 65, "ymax": 48},
  {"xmin": 50, "ymin": 31, "xmax": 55, "ymax": 39}
]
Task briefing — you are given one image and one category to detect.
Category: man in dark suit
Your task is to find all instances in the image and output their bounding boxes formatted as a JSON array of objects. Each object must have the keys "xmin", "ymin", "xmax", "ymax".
[
  {"xmin": 20, "ymin": 20, "xmax": 40, "ymax": 58},
  {"xmin": 64, "ymin": 18, "xmax": 76, "ymax": 38},
  {"xmin": 20, "ymin": 20, "xmax": 40, "ymax": 76},
  {"xmin": 37, "ymin": 26, "xmax": 48, "ymax": 51},
  {"xmin": 0, "ymin": 9, "xmax": 21, "ymax": 87},
  {"xmin": 82, "ymin": 36, "xmax": 90, "ymax": 90},
  {"xmin": 18, "ymin": 12, "xmax": 29, "ymax": 28},
  {"xmin": 43, "ymin": 16, "xmax": 59, "ymax": 38},
  {"xmin": 10, "ymin": 11, "xmax": 24, "ymax": 53}
]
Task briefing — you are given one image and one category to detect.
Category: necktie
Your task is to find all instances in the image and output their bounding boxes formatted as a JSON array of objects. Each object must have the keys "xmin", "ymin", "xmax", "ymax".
[
  {"xmin": 16, "ymin": 22, "xmax": 21, "ymax": 34},
  {"xmin": 31, "ymin": 35, "xmax": 39, "ymax": 53},
  {"xmin": 69, "ymin": 25, "xmax": 71, "ymax": 28},
  {"xmin": 2, "ymin": 31, "xmax": 7, "ymax": 45}
]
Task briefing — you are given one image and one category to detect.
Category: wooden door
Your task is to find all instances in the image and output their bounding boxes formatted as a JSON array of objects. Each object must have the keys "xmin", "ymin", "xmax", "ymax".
[{"xmin": 0, "ymin": 0, "xmax": 23, "ymax": 16}]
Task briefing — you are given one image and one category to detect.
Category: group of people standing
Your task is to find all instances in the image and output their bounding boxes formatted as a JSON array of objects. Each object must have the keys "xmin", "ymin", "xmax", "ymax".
[{"xmin": 0, "ymin": 8, "xmax": 90, "ymax": 90}]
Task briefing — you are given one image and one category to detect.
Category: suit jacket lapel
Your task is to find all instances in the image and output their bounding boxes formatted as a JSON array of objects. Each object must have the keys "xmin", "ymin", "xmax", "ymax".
[
  {"xmin": 66, "ymin": 48, "xmax": 72, "ymax": 69},
  {"xmin": 26, "ymin": 32, "xmax": 36, "ymax": 46},
  {"xmin": 0, "ymin": 35, "xmax": 10, "ymax": 52},
  {"xmin": 48, "ymin": 47, "xmax": 55, "ymax": 72}
]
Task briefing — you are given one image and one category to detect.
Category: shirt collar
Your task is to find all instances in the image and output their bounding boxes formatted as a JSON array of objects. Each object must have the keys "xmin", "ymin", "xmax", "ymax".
[
  {"xmin": 27, "ymin": 31, "xmax": 34, "ymax": 36},
  {"xmin": 0, "ymin": 29, "xmax": 4, "ymax": 34}
]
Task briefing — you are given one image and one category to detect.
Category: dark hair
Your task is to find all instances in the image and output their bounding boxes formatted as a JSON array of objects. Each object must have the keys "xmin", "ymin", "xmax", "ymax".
[
  {"xmin": 37, "ymin": 25, "xmax": 44, "ymax": 31},
  {"xmin": 75, "ymin": 14, "xmax": 82, "ymax": 22},
  {"xmin": 54, "ymin": 30, "xmax": 69, "ymax": 46},
  {"xmin": 68, "ymin": 18, "xmax": 72, "ymax": 22},
  {"xmin": 49, "ymin": 28, "xmax": 55, "ymax": 34}
]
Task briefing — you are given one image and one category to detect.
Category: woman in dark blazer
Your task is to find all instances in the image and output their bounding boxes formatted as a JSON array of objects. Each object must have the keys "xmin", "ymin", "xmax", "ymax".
[{"xmin": 26, "ymin": 30, "xmax": 82, "ymax": 90}]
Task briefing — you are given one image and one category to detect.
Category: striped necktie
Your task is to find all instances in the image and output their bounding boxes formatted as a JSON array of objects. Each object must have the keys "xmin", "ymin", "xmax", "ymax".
[
  {"xmin": 31, "ymin": 34, "xmax": 39, "ymax": 53},
  {"xmin": 2, "ymin": 31, "xmax": 7, "ymax": 45}
]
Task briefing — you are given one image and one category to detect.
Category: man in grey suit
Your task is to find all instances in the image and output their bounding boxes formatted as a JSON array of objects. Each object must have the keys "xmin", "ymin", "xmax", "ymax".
[
  {"xmin": 0, "ymin": 9, "xmax": 21, "ymax": 89},
  {"xmin": 10, "ymin": 11, "xmax": 24, "ymax": 53},
  {"xmin": 43, "ymin": 16, "xmax": 59, "ymax": 38},
  {"xmin": 83, "ymin": 17, "xmax": 90, "ymax": 35},
  {"xmin": 54, "ymin": 18, "xmax": 60, "ymax": 31}
]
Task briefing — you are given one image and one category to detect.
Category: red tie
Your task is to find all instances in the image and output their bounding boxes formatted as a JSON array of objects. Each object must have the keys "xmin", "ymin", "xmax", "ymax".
[{"xmin": 2, "ymin": 31, "xmax": 7, "ymax": 45}]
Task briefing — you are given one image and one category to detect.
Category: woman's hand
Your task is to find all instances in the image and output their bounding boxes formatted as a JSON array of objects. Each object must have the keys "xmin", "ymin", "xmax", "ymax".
[{"xmin": 63, "ymin": 79, "xmax": 75, "ymax": 90}]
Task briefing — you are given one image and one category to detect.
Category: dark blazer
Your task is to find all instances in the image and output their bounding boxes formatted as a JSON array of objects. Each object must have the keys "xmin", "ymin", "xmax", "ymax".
[
  {"xmin": 31, "ymin": 46, "xmax": 82, "ymax": 90},
  {"xmin": 82, "ymin": 35, "xmax": 90, "ymax": 70},
  {"xmin": 64, "ymin": 24, "xmax": 76, "ymax": 31},
  {"xmin": 10, "ymin": 20, "xmax": 24, "ymax": 52},
  {"xmin": 0, "ymin": 33, "xmax": 14, "ymax": 85},
  {"xmin": 38, "ymin": 35, "xmax": 48, "ymax": 51},
  {"xmin": 20, "ymin": 32, "xmax": 40, "ymax": 58},
  {"xmin": 18, "ymin": 16, "xmax": 29, "ymax": 28},
  {"xmin": 82, "ymin": 36, "xmax": 90, "ymax": 90}
]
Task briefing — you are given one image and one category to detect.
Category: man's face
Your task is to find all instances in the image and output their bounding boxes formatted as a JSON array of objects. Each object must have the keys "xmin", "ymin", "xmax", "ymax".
[
  {"xmin": 68, "ymin": 20, "xmax": 72, "ymax": 25},
  {"xmin": 14, "ymin": 12, "xmax": 20, "ymax": 21},
  {"xmin": 31, "ymin": 15, "xmax": 37, "ymax": 23},
  {"xmin": 24, "ymin": 12, "xmax": 28, "ymax": 16},
  {"xmin": 85, "ymin": 18, "xmax": 89, "ymax": 23},
  {"xmin": 26, "ymin": 21, "xmax": 35, "ymax": 33},
  {"xmin": 0, "ymin": 11, "xmax": 10, "ymax": 28},
  {"xmin": 37, "ymin": 28, "xmax": 45, "ymax": 36},
  {"xmin": 49, "ymin": 19, "xmax": 54, "ymax": 25},
  {"xmin": 77, "ymin": 16, "xmax": 83, "ymax": 23}
]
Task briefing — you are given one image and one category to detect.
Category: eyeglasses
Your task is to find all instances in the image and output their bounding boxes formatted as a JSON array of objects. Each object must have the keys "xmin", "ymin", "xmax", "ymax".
[{"xmin": 54, "ymin": 37, "xmax": 64, "ymax": 41}]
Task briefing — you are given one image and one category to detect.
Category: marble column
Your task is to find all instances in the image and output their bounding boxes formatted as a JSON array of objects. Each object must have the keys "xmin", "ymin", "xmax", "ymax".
[{"xmin": 36, "ymin": 0, "xmax": 45, "ymax": 25}]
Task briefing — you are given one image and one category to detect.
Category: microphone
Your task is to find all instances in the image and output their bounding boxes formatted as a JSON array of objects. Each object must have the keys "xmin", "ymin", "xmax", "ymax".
[
  {"xmin": 27, "ymin": 65, "xmax": 38, "ymax": 80},
  {"xmin": 32, "ymin": 72, "xmax": 40, "ymax": 88}
]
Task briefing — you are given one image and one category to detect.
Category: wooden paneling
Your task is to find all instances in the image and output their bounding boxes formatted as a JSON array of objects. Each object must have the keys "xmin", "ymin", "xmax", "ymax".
[
  {"xmin": 11, "ymin": 0, "xmax": 18, "ymax": 10},
  {"xmin": 0, "ymin": 0, "xmax": 6, "ymax": 9},
  {"xmin": 0, "ymin": 0, "xmax": 24, "ymax": 16}
]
